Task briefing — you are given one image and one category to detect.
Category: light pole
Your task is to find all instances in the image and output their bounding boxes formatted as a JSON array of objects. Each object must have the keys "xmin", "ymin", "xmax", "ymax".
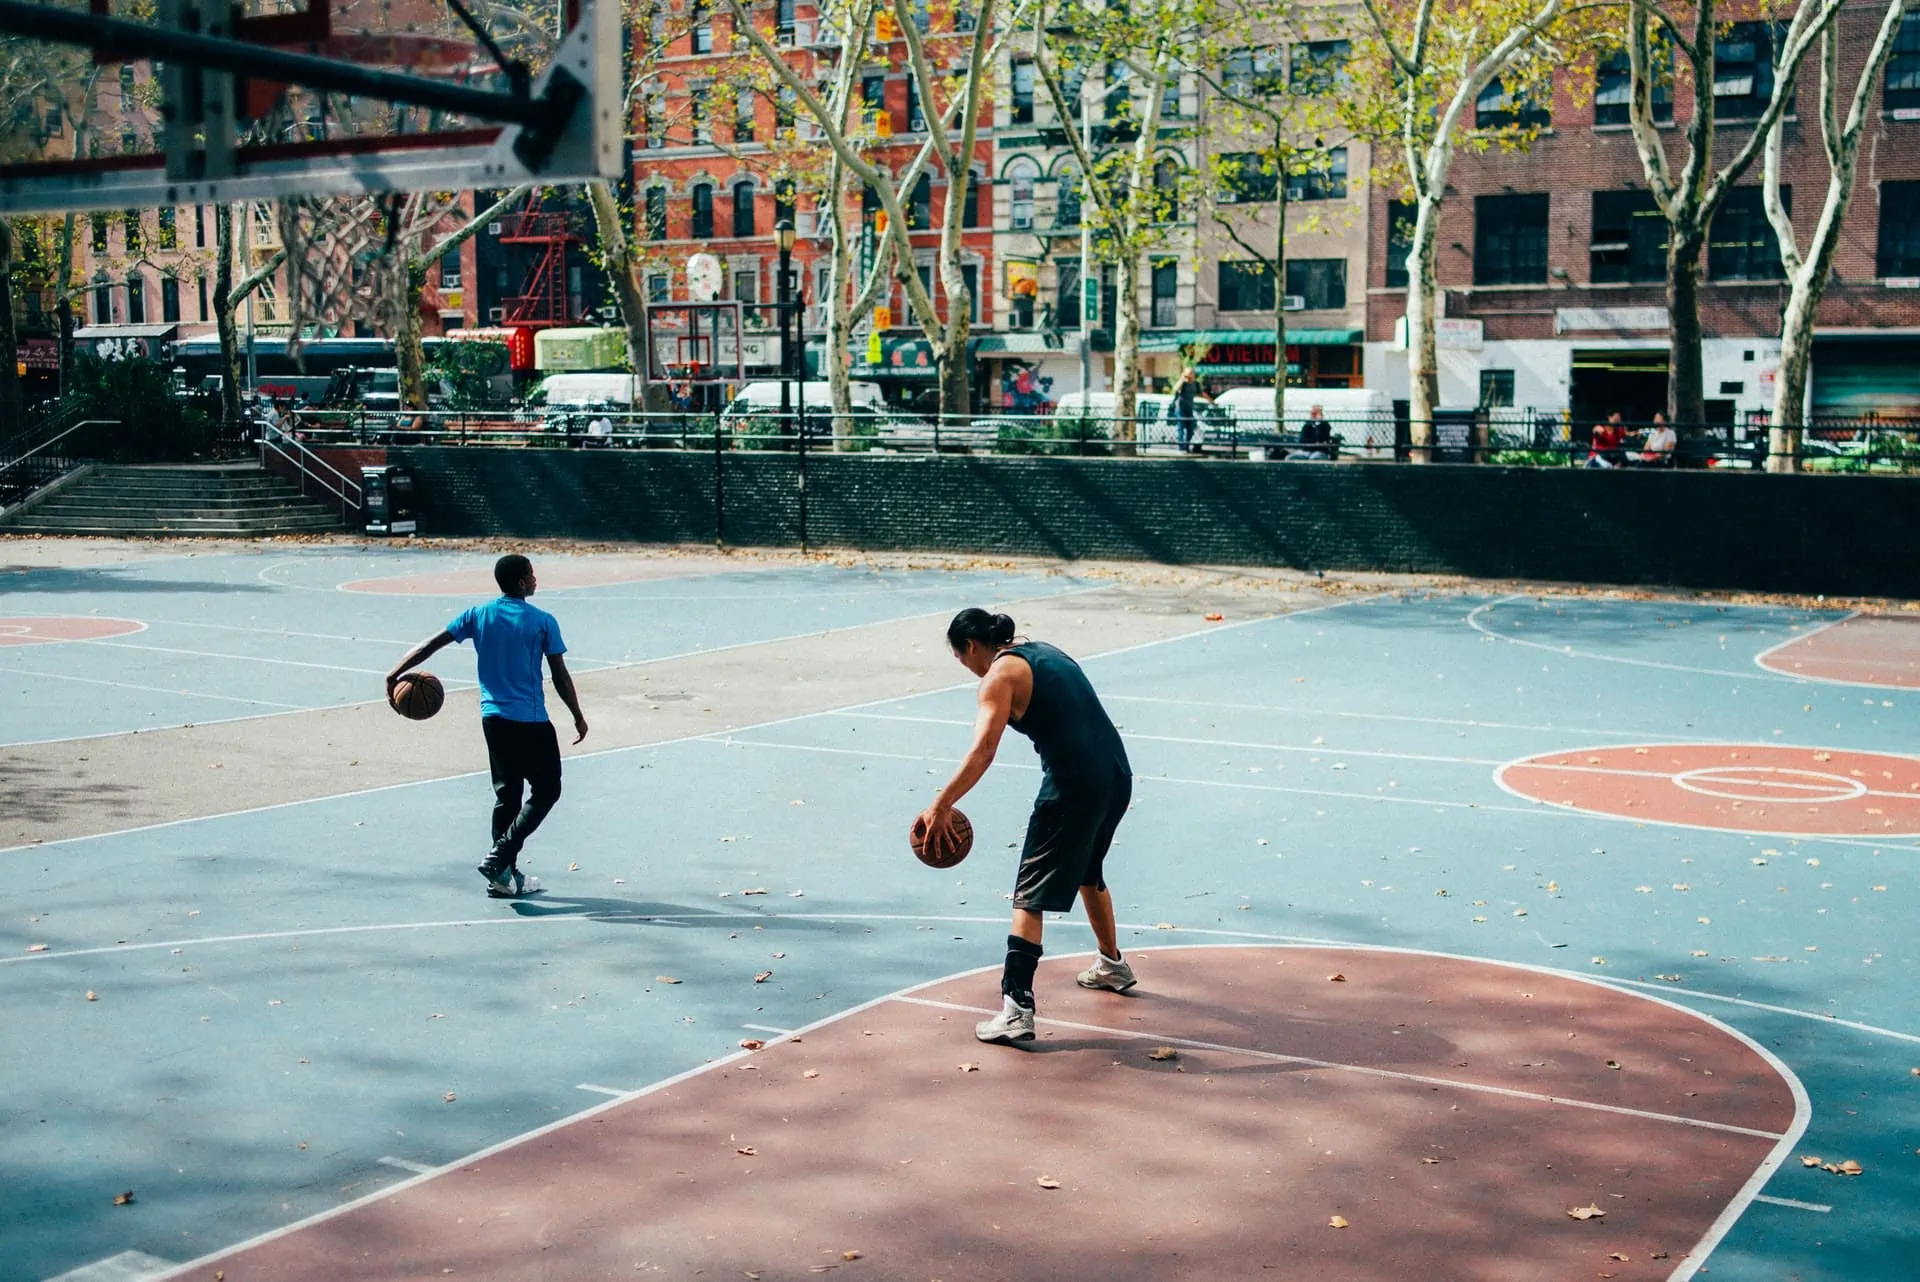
[{"xmin": 774, "ymin": 217, "xmax": 805, "ymax": 551}]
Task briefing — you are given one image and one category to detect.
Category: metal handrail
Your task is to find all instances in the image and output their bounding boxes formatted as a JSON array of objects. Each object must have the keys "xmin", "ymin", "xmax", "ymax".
[
  {"xmin": 0, "ymin": 418, "xmax": 116, "ymax": 474},
  {"xmin": 258, "ymin": 423, "xmax": 363, "ymax": 519}
]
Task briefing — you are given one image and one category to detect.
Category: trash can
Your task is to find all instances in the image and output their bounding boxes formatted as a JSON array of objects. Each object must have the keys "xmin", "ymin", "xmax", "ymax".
[{"xmin": 361, "ymin": 464, "xmax": 417, "ymax": 536}]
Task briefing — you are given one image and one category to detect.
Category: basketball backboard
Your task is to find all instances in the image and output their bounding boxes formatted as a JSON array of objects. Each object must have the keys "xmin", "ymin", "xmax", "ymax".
[
  {"xmin": 0, "ymin": 0, "xmax": 620, "ymax": 213},
  {"xmin": 644, "ymin": 302, "xmax": 755, "ymax": 387}
]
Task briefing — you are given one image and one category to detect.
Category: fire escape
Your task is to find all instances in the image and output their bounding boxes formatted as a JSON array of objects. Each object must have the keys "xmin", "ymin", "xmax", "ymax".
[{"xmin": 498, "ymin": 193, "xmax": 583, "ymax": 329}]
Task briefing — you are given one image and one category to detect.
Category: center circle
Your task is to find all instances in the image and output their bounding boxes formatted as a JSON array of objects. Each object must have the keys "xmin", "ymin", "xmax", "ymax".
[{"xmin": 1670, "ymin": 766, "xmax": 1868, "ymax": 804}]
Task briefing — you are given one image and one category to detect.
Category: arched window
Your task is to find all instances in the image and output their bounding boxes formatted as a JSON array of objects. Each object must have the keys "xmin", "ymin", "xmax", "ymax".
[
  {"xmin": 690, "ymin": 183, "xmax": 714, "ymax": 239},
  {"xmin": 1007, "ymin": 158, "xmax": 1039, "ymax": 229},
  {"xmin": 92, "ymin": 272, "xmax": 112, "ymax": 325},
  {"xmin": 910, "ymin": 173, "xmax": 933, "ymax": 230},
  {"xmin": 1153, "ymin": 157, "xmax": 1180, "ymax": 222},
  {"xmin": 1054, "ymin": 162, "xmax": 1081, "ymax": 228},
  {"xmin": 733, "ymin": 182, "xmax": 756, "ymax": 237}
]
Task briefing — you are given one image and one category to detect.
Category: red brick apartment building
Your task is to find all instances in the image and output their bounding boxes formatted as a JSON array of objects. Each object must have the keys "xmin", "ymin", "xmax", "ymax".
[
  {"xmin": 1364, "ymin": 2, "xmax": 1920, "ymax": 426},
  {"xmin": 635, "ymin": 0, "xmax": 996, "ymax": 409}
]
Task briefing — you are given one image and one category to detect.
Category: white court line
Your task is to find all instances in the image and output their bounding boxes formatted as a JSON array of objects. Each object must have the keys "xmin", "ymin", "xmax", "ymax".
[
  {"xmin": 574, "ymin": 1084, "xmax": 627, "ymax": 1097},
  {"xmin": 1753, "ymin": 1194, "xmax": 1832, "ymax": 1213},
  {"xmin": 78, "ymin": 637, "xmax": 398, "ymax": 677},
  {"xmin": 898, "ymin": 993, "xmax": 1784, "ymax": 1140},
  {"xmin": 138, "ymin": 941, "xmax": 1811, "ymax": 1282},
  {"xmin": 0, "ymin": 588, "xmax": 1375, "ymax": 852},
  {"xmin": 1750, "ymin": 611, "xmax": 1903, "ymax": 690},
  {"xmin": 1103, "ymin": 693, "xmax": 1734, "ymax": 744},
  {"xmin": 742, "ymin": 1022, "xmax": 795, "ymax": 1036},
  {"xmin": 0, "ymin": 664, "xmax": 312, "ymax": 710},
  {"xmin": 1508, "ymin": 757, "xmax": 1920, "ymax": 803},
  {"xmin": 135, "ymin": 617, "xmax": 422, "ymax": 647},
  {"xmin": 376, "ymin": 1156, "xmax": 436, "ymax": 1175},
  {"xmin": 43, "ymin": 1249, "xmax": 176, "ymax": 1282},
  {"xmin": 1465, "ymin": 596, "xmax": 1807, "ymax": 684},
  {"xmin": 1603, "ymin": 977, "xmax": 1920, "ymax": 1047}
]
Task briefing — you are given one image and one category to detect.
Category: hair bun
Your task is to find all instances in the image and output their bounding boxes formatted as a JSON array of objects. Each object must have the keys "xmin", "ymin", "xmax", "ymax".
[{"xmin": 991, "ymin": 613, "xmax": 1016, "ymax": 644}]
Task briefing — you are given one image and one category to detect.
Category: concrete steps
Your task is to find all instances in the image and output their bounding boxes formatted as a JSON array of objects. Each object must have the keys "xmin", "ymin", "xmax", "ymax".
[{"xmin": 1, "ymin": 463, "xmax": 346, "ymax": 536}]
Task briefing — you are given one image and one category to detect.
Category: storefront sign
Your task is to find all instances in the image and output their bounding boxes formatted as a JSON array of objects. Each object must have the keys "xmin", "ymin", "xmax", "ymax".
[
  {"xmin": 19, "ymin": 338, "xmax": 58, "ymax": 372},
  {"xmin": 1555, "ymin": 306, "xmax": 1669, "ymax": 333}
]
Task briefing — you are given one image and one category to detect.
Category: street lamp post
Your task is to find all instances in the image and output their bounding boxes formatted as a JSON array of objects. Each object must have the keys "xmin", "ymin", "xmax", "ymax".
[{"xmin": 774, "ymin": 218, "xmax": 805, "ymax": 551}]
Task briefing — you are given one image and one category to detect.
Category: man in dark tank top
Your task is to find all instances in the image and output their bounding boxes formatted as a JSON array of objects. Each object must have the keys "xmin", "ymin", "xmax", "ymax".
[{"xmin": 914, "ymin": 608, "xmax": 1137, "ymax": 1044}]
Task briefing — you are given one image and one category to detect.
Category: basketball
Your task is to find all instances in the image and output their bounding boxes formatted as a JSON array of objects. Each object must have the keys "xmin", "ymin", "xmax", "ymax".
[
  {"xmin": 391, "ymin": 672, "xmax": 445, "ymax": 720},
  {"xmin": 912, "ymin": 809, "xmax": 973, "ymax": 869}
]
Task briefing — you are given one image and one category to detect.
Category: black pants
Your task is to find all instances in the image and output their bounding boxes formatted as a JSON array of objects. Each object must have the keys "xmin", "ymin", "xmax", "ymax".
[{"xmin": 482, "ymin": 716, "xmax": 562, "ymax": 866}]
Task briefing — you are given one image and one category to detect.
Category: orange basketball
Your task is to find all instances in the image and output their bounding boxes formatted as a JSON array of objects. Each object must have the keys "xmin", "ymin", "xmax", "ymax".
[
  {"xmin": 911, "ymin": 809, "xmax": 973, "ymax": 869},
  {"xmin": 391, "ymin": 671, "xmax": 445, "ymax": 720}
]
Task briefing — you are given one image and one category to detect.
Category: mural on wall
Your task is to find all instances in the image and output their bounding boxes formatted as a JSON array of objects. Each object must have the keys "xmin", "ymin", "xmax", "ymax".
[{"xmin": 1000, "ymin": 361, "xmax": 1053, "ymax": 414}]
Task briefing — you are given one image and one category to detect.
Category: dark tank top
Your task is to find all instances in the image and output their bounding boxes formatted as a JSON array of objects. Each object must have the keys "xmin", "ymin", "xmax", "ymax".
[{"xmin": 997, "ymin": 641, "xmax": 1130, "ymax": 787}]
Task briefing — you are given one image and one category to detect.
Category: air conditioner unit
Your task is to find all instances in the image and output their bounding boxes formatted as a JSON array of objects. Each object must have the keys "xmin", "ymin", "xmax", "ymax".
[
  {"xmin": 488, "ymin": 221, "xmax": 502, "ymax": 235},
  {"xmin": 1286, "ymin": 186, "xmax": 1307, "ymax": 201},
  {"xmin": 487, "ymin": 307, "xmax": 506, "ymax": 323},
  {"xmin": 1283, "ymin": 295, "xmax": 1307, "ymax": 311}
]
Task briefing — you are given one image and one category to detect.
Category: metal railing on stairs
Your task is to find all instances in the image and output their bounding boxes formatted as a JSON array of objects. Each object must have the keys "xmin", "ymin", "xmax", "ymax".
[
  {"xmin": 257, "ymin": 423, "xmax": 362, "ymax": 522},
  {"xmin": 0, "ymin": 418, "xmax": 120, "ymax": 516}
]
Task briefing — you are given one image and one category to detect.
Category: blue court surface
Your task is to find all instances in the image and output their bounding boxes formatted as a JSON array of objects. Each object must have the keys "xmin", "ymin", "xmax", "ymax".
[{"xmin": 2, "ymin": 553, "xmax": 1915, "ymax": 1280}]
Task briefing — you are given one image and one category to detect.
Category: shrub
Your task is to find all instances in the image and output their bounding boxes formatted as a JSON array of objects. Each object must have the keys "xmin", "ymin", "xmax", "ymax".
[{"xmin": 63, "ymin": 354, "xmax": 217, "ymax": 461}]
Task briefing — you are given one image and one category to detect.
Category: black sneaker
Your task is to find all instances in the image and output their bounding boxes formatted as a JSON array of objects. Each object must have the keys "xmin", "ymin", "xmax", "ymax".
[{"xmin": 478, "ymin": 862, "xmax": 515, "ymax": 896}]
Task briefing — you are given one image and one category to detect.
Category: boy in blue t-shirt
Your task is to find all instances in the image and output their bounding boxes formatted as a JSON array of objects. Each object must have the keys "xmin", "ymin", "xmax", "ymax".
[{"xmin": 388, "ymin": 554, "xmax": 590, "ymax": 897}]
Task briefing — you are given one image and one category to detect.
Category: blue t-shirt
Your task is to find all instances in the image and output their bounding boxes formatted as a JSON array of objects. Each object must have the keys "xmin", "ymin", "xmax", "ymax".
[{"xmin": 446, "ymin": 596, "xmax": 566, "ymax": 723}]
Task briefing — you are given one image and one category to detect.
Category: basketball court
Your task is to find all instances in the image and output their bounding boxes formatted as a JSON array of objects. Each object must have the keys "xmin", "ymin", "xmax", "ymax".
[{"xmin": 1, "ymin": 546, "xmax": 1914, "ymax": 1280}]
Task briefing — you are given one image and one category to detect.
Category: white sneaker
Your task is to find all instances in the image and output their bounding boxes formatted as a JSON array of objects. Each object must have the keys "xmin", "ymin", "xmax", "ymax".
[
  {"xmin": 975, "ymin": 995, "xmax": 1036, "ymax": 1043},
  {"xmin": 1076, "ymin": 954, "xmax": 1137, "ymax": 992}
]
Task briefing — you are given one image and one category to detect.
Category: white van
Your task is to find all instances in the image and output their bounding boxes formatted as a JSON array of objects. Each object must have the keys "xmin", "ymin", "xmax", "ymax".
[
  {"xmin": 1211, "ymin": 386, "xmax": 1395, "ymax": 456},
  {"xmin": 720, "ymin": 380, "xmax": 885, "ymax": 424},
  {"xmin": 1052, "ymin": 391, "xmax": 1225, "ymax": 449},
  {"xmin": 529, "ymin": 372, "xmax": 642, "ymax": 408}
]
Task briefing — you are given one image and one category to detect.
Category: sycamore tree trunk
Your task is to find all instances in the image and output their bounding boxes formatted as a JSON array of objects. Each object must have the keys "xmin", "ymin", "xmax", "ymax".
[
  {"xmin": 56, "ymin": 211, "xmax": 76, "ymax": 398},
  {"xmin": 1111, "ymin": 252, "xmax": 1140, "ymax": 454},
  {"xmin": 394, "ymin": 257, "xmax": 428, "ymax": 411},
  {"xmin": 0, "ymin": 221, "xmax": 20, "ymax": 433},
  {"xmin": 586, "ymin": 180, "xmax": 650, "ymax": 379},
  {"xmin": 1666, "ymin": 231, "xmax": 1706, "ymax": 427},
  {"xmin": 1404, "ymin": 195, "xmax": 1443, "ymax": 459},
  {"xmin": 213, "ymin": 205, "xmax": 244, "ymax": 429},
  {"xmin": 1269, "ymin": 189, "xmax": 1289, "ymax": 424}
]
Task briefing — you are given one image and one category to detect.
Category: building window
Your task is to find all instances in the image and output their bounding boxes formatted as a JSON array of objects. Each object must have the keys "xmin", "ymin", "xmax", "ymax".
[
  {"xmin": 119, "ymin": 63, "xmax": 135, "ymax": 108},
  {"xmin": 1476, "ymin": 77, "xmax": 1551, "ymax": 130},
  {"xmin": 1223, "ymin": 47, "xmax": 1284, "ymax": 99},
  {"xmin": 161, "ymin": 274, "xmax": 180, "ymax": 323},
  {"xmin": 121, "ymin": 126, "xmax": 138, "ymax": 155},
  {"xmin": 910, "ymin": 173, "xmax": 932, "ymax": 230},
  {"xmin": 733, "ymin": 182, "xmax": 756, "ymax": 237},
  {"xmin": 437, "ymin": 248, "xmax": 460, "ymax": 289},
  {"xmin": 907, "ymin": 76, "xmax": 925, "ymax": 131},
  {"xmin": 1708, "ymin": 186, "xmax": 1787, "ymax": 280},
  {"xmin": 1153, "ymin": 157, "xmax": 1180, "ymax": 222},
  {"xmin": 1291, "ymin": 40, "xmax": 1349, "ymax": 95},
  {"xmin": 195, "ymin": 205, "xmax": 206, "ymax": 248},
  {"xmin": 90, "ymin": 213, "xmax": 108, "ymax": 254},
  {"xmin": 197, "ymin": 273, "xmax": 209, "ymax": 320},
  {"xmin": 1104, "ymin": 61, "xmax": 1132, "ymax": 120},
  {"xmin": 691, "ymin": 183, "xmax": 714, "ymax": 239},
  {"xmin": 690, "ymin": 89, "xmax": 709, "ymax": 144},
  {"xmin": 1219, "ymin": 151, "xmax": 1277, "ymax": 204},
  {"xmin": 862, "ymin": 73, "xmax": 886, "ymax": 122},
  {"xmin": 645, "ymin": 89, "xmax": 667, "ymax": 148},
  {"xmin": 1473, "ymin": 193, "xmax": 1550, "ymax": 285},
  {"xmin": 1294, "ymin": 148, "xmax": 1347, "ymax": 201},
  {"xmin": 1594, "ymin": 48, "xmax": 1672, "ymax": 125},
  {"xmin": 1011, "ymin": 60, "xmax": 1035, "ymax": 123},
  {"xmin": 1715, "ymin": 22, "xmax": 1784, "ymax": 121},
  {"xmin": 1590, "ymin": 189, "xmax": 1666, "ymax": 283},
  {"xmin": 93, "ymin": 274, "xmax": 111, "ymax": 324},
  {"xmin": 645, "ymin": 187, "xmax": 668, "ymax": 241},
  {"xmin": 1889, "ymin": 15, "xmax": 1920, "ymax": 110},
  {"xmin": 1054, "ymin": 164, "xmax": 1081, "ymax": 227},
  {"xmin": 732, "ymin": 267, "xmax": 758, "ymax": 305},
  {"xmin": 1479, "ymin": 368, "xmax": 1515, "ymax": 407},
  {"xmin": 647, "ymin": 272, "xmax": 669, "ymax": 302},
  {"xmin": 158, "ymin": 207, "xmax": 177, "ymax": 249},
  {"xmin": 1057, "ymin": 257, "xmax": 1081, "ymax": 329},
  {"xmin": 961, "ymin": 262, "xmax": 979, "ymax": 323},
  {"xmin": 1161, "ymin": 70, "xmax": 1181, "ymax": 118},
  {"xmin": 776, "ymin": 86, "xmax": 795, "ymax": 131},
  {"xmin": 776, "ymin": 0, "xmax": 795, "ymax": 41},
  {"xmin": 1878, "ymin": 181, "xmax": 1920, "ymax": 277},
  {"xmin": 1007, "ymin": 157, "xmax": 1038, "ymax": 228},
  {"xmin": 1218, "ymin": 261, "xmax": 1274, "ymax": 313},
  {"xmin": 1151, "ymin": 259, "xmax": 1178, "ymax": 328},
  {"xmin": 734, "ymin": 89, "xmax": 755, "ymax": 142},
  {"xmin": 123, "ymin": 210, "xmax": 142, "ymax": 256},
  {"xmin": 1286, "ymin": 258, "xmax": 1347, "ymax": 310},
  {"xmin": 690, "ymin": 0, "xmax": 711, "ymax": 53},
  {"xmin": 1385, "ymin": 201, "xmax": 1416, "ymax": 288},
  {"xmin": 126, "ymin": 274, "xmax": 144, "ymax": 324}
]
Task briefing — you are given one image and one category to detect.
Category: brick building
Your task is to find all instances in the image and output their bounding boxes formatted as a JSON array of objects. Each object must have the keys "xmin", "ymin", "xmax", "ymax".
[{"xmin": 1364, "ymin": 3, "xmax": 1920, "ymax": 426}]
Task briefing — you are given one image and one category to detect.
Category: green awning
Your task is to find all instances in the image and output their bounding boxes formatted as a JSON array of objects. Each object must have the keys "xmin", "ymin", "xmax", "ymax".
[
  {"xmin": 1138, "ymin": 328, "xmax": 1361, "ymax": 352},
  {"xmin": 972, "ymin": 332, "xmax": 1067, "ymax": 355}
]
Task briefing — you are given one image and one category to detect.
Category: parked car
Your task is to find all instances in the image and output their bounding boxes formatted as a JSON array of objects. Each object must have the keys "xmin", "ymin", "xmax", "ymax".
[
  {"xmin": 1211, "ymin": 386, "xmax": 1395, "ymax": 456},
  {"xmin": 721, "ymin": 380, "xmax": 889, "ymax": 447}
]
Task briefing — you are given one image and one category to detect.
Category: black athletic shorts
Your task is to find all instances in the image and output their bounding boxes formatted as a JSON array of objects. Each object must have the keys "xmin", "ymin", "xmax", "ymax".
[{"xmin": 1012, "ymin": 768, "xmax": 1132, "ymax": 913}]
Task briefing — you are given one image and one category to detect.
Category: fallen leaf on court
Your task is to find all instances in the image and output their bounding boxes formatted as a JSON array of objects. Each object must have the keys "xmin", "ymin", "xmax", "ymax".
[
  {"xmin": 1635, "ymin": 886, "xmax": 1653, "ymax": 894},
  {"xmin": 1473, "ymin": 916, "xmax": 1487, "ymax": 923},
  {"xmin": 1673, "ymin": 883, "xmax": 1691, "ymax": 891},
  {"xmin": 772, "ymin": 952, "xmax": 785, "ymax": 959},
  {"xmin": 1801, "ymin": 1156, "xmax": 1822, "ymax": 1167},
  {"xmin": 740, "ymin": 1039, "xmax": 766, "ymax": 1050},
  {"xmin": 736, "ymin": 1146, "xmax": 757, "ymax": 1156},
  {"xmin": 1650, "ymin": 1252, "xmax": 1669, "ymax": 1260},
  {"xmin": 1566, "ymin": 1204, "xmax": 1606, "ymax": 1220},
  {"xmin": 755, "ymin": 971, "xmax": 774, "ymax": 983},
  {"xmin": 1610, "ymin": 1253, "xmax": 1630, "ymax": 1262},
  {"xmin": 1691, "ymin": 950, "xmax": 1709, "ymax": 957},
  {"xmin": 1605, "ymin": 1060, "xmax": 1623, "ymax": 1070},
  {"xmin": 657, "ymin": 976, "xmax": 682, "ymax": 984},
  {"xmin": 1591, "ymin": 957, "xmax": 1607, "ymax": 966},
  {"xmin": 842, "ymin": 1251, "xmax": 862, "ymax": 1261},
  {"xmin": 803, "ymin": 1070, "xmax": 820, "ymax": 1079},
  {"xmin": 613, "ymin": 878, "xmax": 626, "ymax": 885},
  {"xmin": 1420, "ymin": 1156, "xmax": 1441, "ymax": 1164},
  {"xmin": 429, "ymin": 1012, "xmax": 444, "ymax": 1020},
  {"xmin": 1697, "ymin": 916, "xmax": 1711, "ymax": 925},
  {"xmin": 1328, "ymin": 1215, "xmax": 1349, "ymax": 1229},
  {"xmin": 1036, "ymin": 1176, "xmax": 1061, "ymax": 1189},
  {"xmin": 1655, "ymin": 974, "xmax": 1681, "ymax": 982},
  {"xmin": 745, "ymin": 1273, "xmax": 761, "ymax": 1280},
  {"xmin": 1823, "ymin": 1159, "xmax": 1863, "ymax": 1176},
  {"xmin": 808, "ymin": 1268, "xmax": 837, "ymax": 1274},
  {"xmin": 1814, "ymin": 752, "xmax": 1831, "ymax": 761},
  {"xmin": 1910, "ymin": 1067, "xmax": 1919, "ymax": 1077},
  {"xmin": 958, "ymin": 1062, "xmax": 980, "ymax": 1072},
  {"xmin": 1633, "ymin": 747, "xmax": 1648, "ymax": 755},
  {"xmin": 26, "ymin": 944, "xmax": 47, "ymax": 953},
  {"xmin": 567, "ymin": 862, "xmax": 579, "ymax": 871},
  {"xmin": 743, "ymin": 887, "xmax": 770, "ymax": 895},
  {"xmin": 443, "ymin": 1092, "xmax": 456, "ymax": 1102},
  {"xmin": 85, "ymin": 991, "xmax": 96, "ymax": 1001},
  {"xmin": 1149, "ymin": 1047, "xmax": 1180, "ymax": 1061},
  {"xmin": 1204, "ymin": 612, "xmax": 1225, "ymax": 622},
  {"xmin": 1512, "ymin": 908, "xmax": 1528, "ymax": 917},
  {"xmin": 1328, "ymin": 973, "xmax": 1347, "ymax": 982}
]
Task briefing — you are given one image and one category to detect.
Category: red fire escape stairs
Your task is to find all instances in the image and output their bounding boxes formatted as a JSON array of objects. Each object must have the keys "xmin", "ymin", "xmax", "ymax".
[{"xmin": 498, "ymin": 195, "xmax": 584, "ymax": 330}]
